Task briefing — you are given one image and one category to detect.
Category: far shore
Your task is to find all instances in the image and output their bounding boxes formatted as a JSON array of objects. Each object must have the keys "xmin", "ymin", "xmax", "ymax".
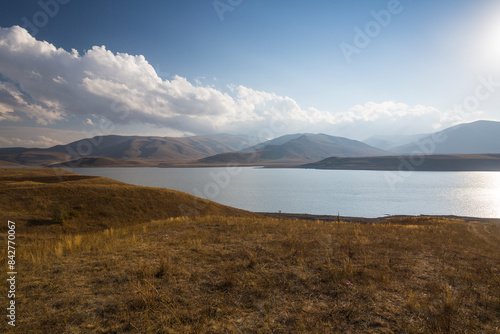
[
  {"xmin": 3, "ymin": 152, "xmax": 500, "ymax": 171},
  {"xmin": 258, "ymin": 212, "xmax": 500, "ymax": 225}
]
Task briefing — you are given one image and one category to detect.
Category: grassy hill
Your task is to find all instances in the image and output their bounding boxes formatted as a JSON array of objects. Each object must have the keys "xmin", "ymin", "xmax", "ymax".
[
  {"xmin": 0, "ymin": 168, "xmax": 252, "ymax": 234},
  {"xmin": 0, "ymin": 169, "xmax": 499, "ymax": 333}
]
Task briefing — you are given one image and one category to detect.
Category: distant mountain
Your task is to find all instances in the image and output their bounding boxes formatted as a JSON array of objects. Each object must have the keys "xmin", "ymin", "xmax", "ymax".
[
  {"xmin": 240, "ymin": 133, "xmax": 315, "ymax": 152},
  {"xmin": 363, "ymin": 133, "xmax": 428, "ymax": 151},
  {"xmin": 0, "ymin": 134, "xmax": 252, "ymax": 166},
  {"xmin": 197, "ymin": 133, "xmax": 388, "ymax": 165},
  {"xmin": 302, "ymin": 154, "xmax": 500, "ymax": 171},
  {"xmin": 394, "ymin": 120, "xmax": 500, "ymax": 154},
  {"xmin": 2, "ymin": 120, "xmax": 499, "ymax": 167}
]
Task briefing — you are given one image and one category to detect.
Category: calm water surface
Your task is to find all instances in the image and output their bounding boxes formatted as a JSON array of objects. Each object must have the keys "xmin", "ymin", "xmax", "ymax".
[{"xmin": 66, "ymin": 167, "xmax": 500, "ymax": 218}]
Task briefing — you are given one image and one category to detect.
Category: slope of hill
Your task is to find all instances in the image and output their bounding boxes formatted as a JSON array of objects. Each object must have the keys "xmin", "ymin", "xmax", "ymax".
[
  {"xmin": 48, "ymin": 157, "xmax": 155, "ymax": 167},
  {"xmin": 0, "ymin": 168, "xmax": 252, "ymax": 234},
  {"xmin": 302, "ymin": 154, "xmax": 500, "ymax": 171},
  {"xmin": 0, "ymin": 159, "xmax": 23, "ymax": 167},
  {"xmin": 0, "ymin": 134, "xmax": 252, "ymax": 166},
  {"xmin": 197, "ymin": 133, "xmax": 388, "ymax": 165},
  {"xmin": 394, "ymin": 120, "xmax": 500, "ymax": 154}
]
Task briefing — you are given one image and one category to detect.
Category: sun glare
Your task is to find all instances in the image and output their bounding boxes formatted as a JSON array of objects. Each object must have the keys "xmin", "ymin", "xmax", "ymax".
[{"xmin": 475, "ymin": 7, "xmax": 500, "ymax": 69}]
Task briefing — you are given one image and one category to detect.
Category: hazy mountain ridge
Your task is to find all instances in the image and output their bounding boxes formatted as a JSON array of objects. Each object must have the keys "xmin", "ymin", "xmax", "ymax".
[
  {"xmin": 197, "ymin": 133, "xmax": 388, "ymax": 165},
  {"xmin": 240, "ymin": 133, "xmax": 315, "ymax": 152},
  {"xmin": 1, "ymin": 120, "xmax": 500, "ymax": 167},
  {"xmin": 394, "ymin": 120, "xmax": 500, "ymax": 154},
  {"xmin": 363, "ymin": 133, "xmax": 429, "ymax": 151},
  {"xmin": 0, "ymin": 134, "xmax": 252, "ymax": 166}
]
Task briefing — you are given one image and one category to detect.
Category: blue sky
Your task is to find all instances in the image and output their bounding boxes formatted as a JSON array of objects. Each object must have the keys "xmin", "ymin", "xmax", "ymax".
[{"xmin": 0, "ymin": 0, "xmax": 499, "ymax": 147}]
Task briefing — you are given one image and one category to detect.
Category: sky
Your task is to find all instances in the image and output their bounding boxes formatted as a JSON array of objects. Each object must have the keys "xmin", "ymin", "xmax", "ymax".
[{"xmin": 0, "ymin": 0, "xmax": 500, "ymax": 147}]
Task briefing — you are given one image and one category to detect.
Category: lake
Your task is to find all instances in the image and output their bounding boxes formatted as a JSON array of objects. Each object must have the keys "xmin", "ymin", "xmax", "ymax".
[{"xmin": 65, "ymin": 167, "xmax": 500, "ymax": 218}]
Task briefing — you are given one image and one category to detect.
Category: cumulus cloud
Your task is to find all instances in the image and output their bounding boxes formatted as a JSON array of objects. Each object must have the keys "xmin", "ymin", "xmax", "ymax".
[{"xmin": 0, "ymin": 25, "xmax": 448, "ymax": 138}]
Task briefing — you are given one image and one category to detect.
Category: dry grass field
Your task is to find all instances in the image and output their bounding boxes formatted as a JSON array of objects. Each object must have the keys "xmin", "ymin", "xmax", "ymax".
[
  {"xmin": 0, "ymin": 168, "xmax": 253, "ymax": 234},
  {"xmin": 1, "ymin": 168, "xmax": 499, "ymax": 333}
]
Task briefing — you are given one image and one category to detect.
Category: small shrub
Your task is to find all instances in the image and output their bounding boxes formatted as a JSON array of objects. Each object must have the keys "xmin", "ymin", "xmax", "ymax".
[{"xmin": 52, "ymin": 206, "xmax": 68, "ymax": 224}]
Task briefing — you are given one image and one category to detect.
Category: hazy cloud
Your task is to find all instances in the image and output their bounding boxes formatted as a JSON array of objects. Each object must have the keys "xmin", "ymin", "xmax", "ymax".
[{"xmin": 0, "ymin": 135, "xmax": 63, "ymax": 148}]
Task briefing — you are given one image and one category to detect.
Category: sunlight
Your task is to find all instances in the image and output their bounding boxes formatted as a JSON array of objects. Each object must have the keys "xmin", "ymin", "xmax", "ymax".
[
  {"xmin": 475, "ymin": 6, "xmax": 500, "ymax": 69},
  {"xmin": 482, "ymin": 22, "xmax": 500, "ymax": 59}
]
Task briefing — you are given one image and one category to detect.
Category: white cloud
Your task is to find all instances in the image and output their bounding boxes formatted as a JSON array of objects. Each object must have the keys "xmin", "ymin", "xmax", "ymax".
[
  {"xmin": 0, "ymin": 25, "xmax": 458, "ymax": 139},
  {"xmin": 0, "ymin": 26, "xmax": 342, "ymax": 135}
]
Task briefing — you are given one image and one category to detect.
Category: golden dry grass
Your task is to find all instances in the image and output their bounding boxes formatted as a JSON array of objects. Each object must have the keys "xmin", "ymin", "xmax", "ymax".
[
  {"xmin": 0, "ymin": 169, "xmax": 499, "ymax": 333},
  {"xmin": 0, "ymin": 168, "xmax": 253, "ymax": 234}
]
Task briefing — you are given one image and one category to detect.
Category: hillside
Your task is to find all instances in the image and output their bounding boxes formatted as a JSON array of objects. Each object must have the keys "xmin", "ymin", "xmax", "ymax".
[
  {"xmin": 394, "ymin": 120, "xmax": 500, "ymax": 154},
  {"xmin": 0, "ymin": 160, "xmax": 23, "ymax": 167},
  {"xmin": 302, "ymin": 154, "xmax": 500, "ymax": 171},
  {"xmin": 48, "ymin": 157, "xmax": 155, "ymax": 167},
  {"xmin": 0, "ymin": 134, "xmax": 251, "ymax": 166},
  {"xmin": 197, "ymin": 134, "xmax": 388, "ymax": 165},
  {"xmin": 0, "ymin": 168, "xmax": 252, "ymax": 234}
]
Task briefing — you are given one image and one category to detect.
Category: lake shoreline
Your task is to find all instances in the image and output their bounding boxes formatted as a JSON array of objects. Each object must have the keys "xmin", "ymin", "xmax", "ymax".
[
  {"xmin": 258, "ymin": 212, "xmax": 500, "ymax": 225},
  {"xmin": 8, "ymin": 152, "xmax": 498, "ymax": 171}
]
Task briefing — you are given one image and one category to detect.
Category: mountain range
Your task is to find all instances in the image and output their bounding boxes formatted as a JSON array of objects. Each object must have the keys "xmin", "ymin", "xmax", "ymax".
[
  {"xmin": 393, "ymin": 120, "xmax": 500, "ymax": 154},
  {"xmin": 1, "ymin": 120, "xmax": 500, "ymax": 169},
  {"xmin": 197, "ymin": 133, "xmax": 387, "ymax": 165},
  {"xmin": 0, "ymin": 134, "xmax": 250, "ymax": 166}
]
